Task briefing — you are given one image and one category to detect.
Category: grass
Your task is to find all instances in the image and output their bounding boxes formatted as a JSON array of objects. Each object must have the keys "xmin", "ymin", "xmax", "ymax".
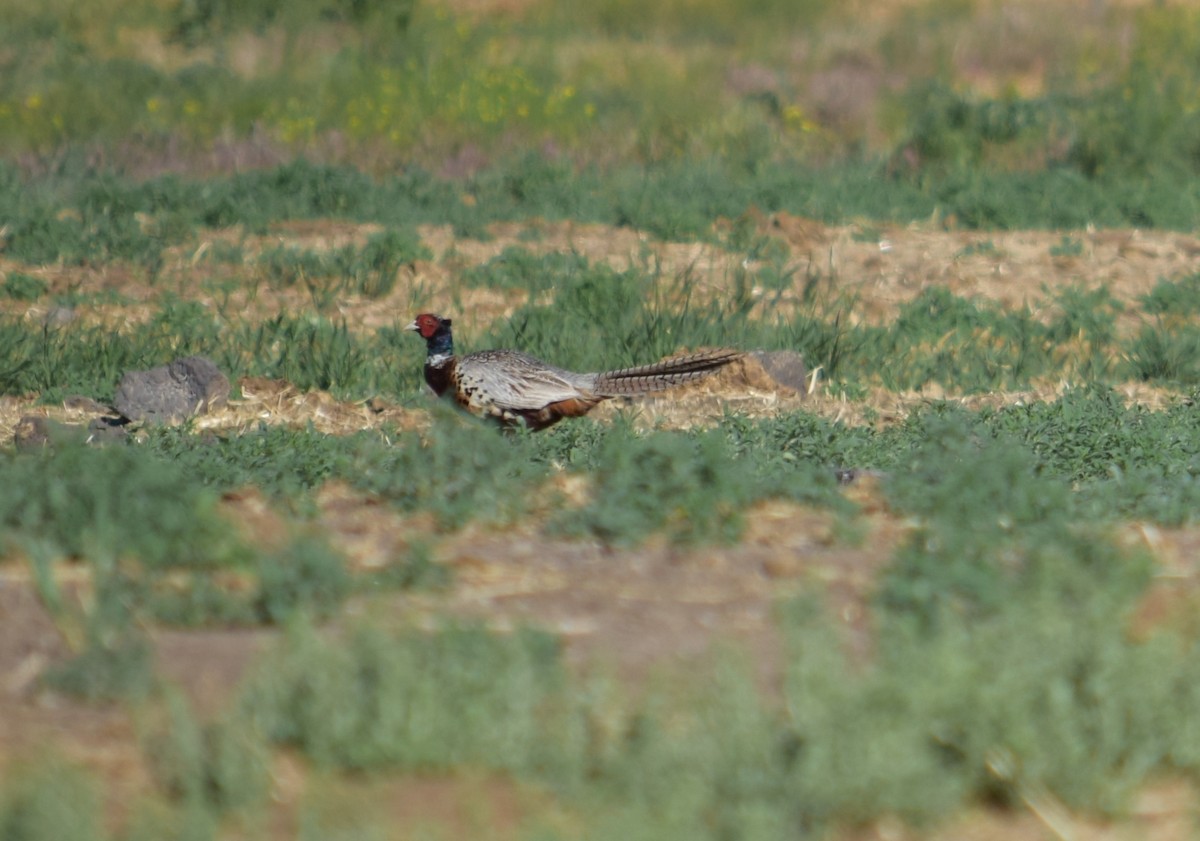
[
  {"xmin": 0, "ymin": 757, "xmax": 103, "ymax": 841},
  {"xmin": 10, "ymin": 1, "xmax": 1200, "ymax": 836},
  {"xmin": 1, "ymin": 438, "xmax": 427, "ymax": 701},
  {"xmin": 2, "ymin": 271, "xmax": 48, "ymax": 301},
  {"xmin": 6, "ymin": 221, "xmax": 1200, "ymax": 408},
  {"xmin": 41, "ymin": 385, "xmax": 1200, "ymax": 552},
  {"xmin": 244, "ymin": 619, "xmax": 564, "ymax": 772},
  {"xmin": 218, "ymin": 411, "xmax": 1200, "ymax": 822},
  {"xmin": 11, "ymin": 156, "xmax": 1200, "ymax": 277},
  {"xmin": 256, "ymin": 228, "xmax": 429, "ymax": 299},
  {"xmin": 22, "ymin": 384, "xmax": 1199, "ymax": 706},
  {"xmin": 7, "ymin": 392, "xmax": 1200, "ymax": 835},
  {"xmin": 0, "ymin": 0, "xmax": 1196, "ymax": 183},
  {"xmin": 199, "ymin": 560, "xmax": 1200, "ymax": 833},
  {"xmin": 19, "ymin": 591, "xmax": 1200, "ymax": 839},
  {"xmin": 551, "ymin": 426, "xmax": 849, "ymax": 545},
  {"xmin": 0, "ymin": 260, "xmax": 1085, "ymax": 403}
]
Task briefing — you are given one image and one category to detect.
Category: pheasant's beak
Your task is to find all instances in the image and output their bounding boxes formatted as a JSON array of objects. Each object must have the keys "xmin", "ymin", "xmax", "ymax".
[{"xmin": 403, "ymin": 319, "xmax": 419, "ymax": 332}]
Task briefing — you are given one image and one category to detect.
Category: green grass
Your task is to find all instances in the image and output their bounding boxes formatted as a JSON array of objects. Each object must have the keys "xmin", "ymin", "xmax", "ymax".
[
  {"xmin": 9, "ymin": 156, "xmax": 1200, "ymax": 278},
  {"xmin": 0, "ymin": 757, "xmax": 103, "ymax": 841},
  {"xmin": 878, "ymin": 413, "xmax": 1149, "ymax": 631},
  {"xmin": 11, "ymin": 1, "xmax": 1200, "ymax": 836},
  {"xmin": 105, "ymin": 385, "xmax": 1200, "ymax": 551},
  {"xmin": 0, "ymin": 0, "xmax": 1197, "ymax": 186},
  {"xmin": 11, "ymin": 394, "xmax": 1200, "ymax": 835},
  {"xmin": 5, "ymin": 222, "xmax": 1200, "ymax": 408},
  {"xmin": 2, "ymin": 271, "xmax": 48, "ymax": 301},
  {"xmin": 551, "ymin": 426, "xmax": 848, "ymax": 545},
  {"xmin": 0, "ymin": 305, "xmax": 423, "ymax": 403},
  {"xmin": 2, "ymin": 439, "xmax": 414, "ymax": 700},
  {"xmin": 0, "ymin": 441, "xmax": 250, "ymax": 571},
  {"xmin": 0, "ymin": 260, "xmax": 1136, "ymax": 403},
  {"xmin": 221, "ymin": 407, "xmax": 1200, "ymax": 820},
  {"xmin": 141, "ymin": 688, "xmax": 271, "ymax": 815},
  {"xmin": 1141, "ymin": 272, "xmax": 1200, "ymax": 316},
  {"xmin": 255, "ymin": 228, "xmax": 429, "ymax": 299},
  {"xmin": 244, "ymin": 619, "xmax": 564, "ymax": 771},
  {"xmin": 19, "ymin": 588, "xmax": 1200, "ymax": 839}
]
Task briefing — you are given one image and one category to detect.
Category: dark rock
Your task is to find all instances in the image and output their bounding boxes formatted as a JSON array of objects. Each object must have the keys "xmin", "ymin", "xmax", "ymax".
[
  {"xmin": 750, "ymin": 350, "xmax": 808, "ymax": 395},
  {"xmin": 85, "ymin": 416, "xmax": 130, "ymax": 445},
  {"xmin": 113, "ymin": 356, "xmax": 230, "ymax": 424}
]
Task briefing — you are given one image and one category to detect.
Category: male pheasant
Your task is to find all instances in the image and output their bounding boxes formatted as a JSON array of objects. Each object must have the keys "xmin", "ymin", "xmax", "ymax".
[{"xmin": 405, "ymin": 313, "xmax": 744, "ymax": 430}]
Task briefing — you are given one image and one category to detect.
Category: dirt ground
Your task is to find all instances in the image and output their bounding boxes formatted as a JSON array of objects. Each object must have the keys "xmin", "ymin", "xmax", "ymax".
[{"xmin": 2, "ymin": 218, "xmax": 1200, "ymax": 839}]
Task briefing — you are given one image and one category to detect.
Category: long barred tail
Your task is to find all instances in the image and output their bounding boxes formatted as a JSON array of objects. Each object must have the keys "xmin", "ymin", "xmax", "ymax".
[{"xmin": 591, "ymin": 348, "xmax": 745, "ymax": 396}]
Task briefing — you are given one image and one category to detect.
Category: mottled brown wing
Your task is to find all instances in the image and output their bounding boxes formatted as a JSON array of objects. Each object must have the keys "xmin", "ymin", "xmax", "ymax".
[{"xmin": 454, "ymin": 350, "xmax": 598, "ymax": 411}]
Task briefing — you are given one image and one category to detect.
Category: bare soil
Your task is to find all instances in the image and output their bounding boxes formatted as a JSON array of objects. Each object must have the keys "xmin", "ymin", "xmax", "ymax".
[{"xmin": 2, "ymin": 218, "xmax": 1200, "ymax": 839}]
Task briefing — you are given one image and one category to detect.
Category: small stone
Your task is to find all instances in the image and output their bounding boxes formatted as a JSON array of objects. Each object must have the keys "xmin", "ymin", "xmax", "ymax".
[
  {"xmin": 113, "ymin": 356, "xmax": 230, "ymax": 424},
  {"xmin": 42, "ymin": 307, "xmax": 75, "ymax": 327}
]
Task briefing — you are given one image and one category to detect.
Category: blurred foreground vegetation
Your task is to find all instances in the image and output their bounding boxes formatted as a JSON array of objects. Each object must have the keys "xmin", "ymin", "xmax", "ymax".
[{"xmin": 7, "ymin": 393, "xmax": 1200, "ymax": 837}]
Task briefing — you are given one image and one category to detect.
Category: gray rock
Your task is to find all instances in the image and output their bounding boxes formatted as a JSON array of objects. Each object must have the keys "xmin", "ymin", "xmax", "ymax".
[
  {"xmin": 750, "ymin": 350, "xmax": 808, "ymax": 395},
  {"xmin": 114, "ymin": 355, "xmax": 230, "ymax": 424},
  {"xmin": 85, "ymin": 416, "xmax": 130, "ymax": 445}
]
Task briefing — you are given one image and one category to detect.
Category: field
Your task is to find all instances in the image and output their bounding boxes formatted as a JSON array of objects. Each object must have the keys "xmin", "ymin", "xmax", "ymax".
[{"xmin": 6, "ymin": 0, "xmax": 1200, "ymax": 839}]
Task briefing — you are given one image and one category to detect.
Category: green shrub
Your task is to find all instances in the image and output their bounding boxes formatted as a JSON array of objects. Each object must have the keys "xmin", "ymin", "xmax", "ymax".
[
  {"xmin": 783, "ymin": 594, "xmax": 1200, "ymax": 821},
  {"xmin": 347, "ymin": 420, "xmax": 541, "ymax": 529},
  {"xmin": 41, "ymin": 630, "xmax": 156, "ymax": 702},
  {"xmin": 255, "ymin": 536, "xmax": 351, "ymax": 623},
  {"xmin": 2, "ymin": 272, "xmax": 48, "ymax": 301},
  {"xmin": 553, "ymin": 427, "xmax": 845, "ymax": 545},
  {"xmin": 0, "ymin": 758, "xmax": 102, "ymax": 841},
  {"xmin": 142, "ymin": 690, "xmax": 270, "ymax": 815},
  {"xmin": 243, "ymin": 619, "xmax": 563, "ymax": 771},
  {"xmin": 895, "ymin": 82, "xmax": 1055, "ymax": 174},
  {"xmin": 0, "ymin": 443, "xmax": 249, "ymax": 570},
  {"xmin": 336, "ymin": 228, "xmax": 430, "ymax": 298},
  {"xmin": 461, "ymin": 246, "xmax": 590, "ymax": 293},
  {"xmin": 1141, "ymin": 273, "xmax": 1200, "ymax": 316},
  {"xmin": 878, "ymin": 413, "xmax": 1151, "ymax": 629},
  {"xmin": 1123, "ymin": 324, "xmax": 1200, "ymax": 384}
]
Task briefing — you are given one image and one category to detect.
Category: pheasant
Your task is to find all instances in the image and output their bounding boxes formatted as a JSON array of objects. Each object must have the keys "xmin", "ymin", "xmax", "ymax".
[{"xmin": 405, "ymin": 313, "xmax": 744, "ymax": 431}]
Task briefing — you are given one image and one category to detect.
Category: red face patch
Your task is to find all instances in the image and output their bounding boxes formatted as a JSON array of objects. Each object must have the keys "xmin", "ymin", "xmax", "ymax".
[{"xmin": 412, "ymin": 313, "xmax": 449, "ymax": 339}]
